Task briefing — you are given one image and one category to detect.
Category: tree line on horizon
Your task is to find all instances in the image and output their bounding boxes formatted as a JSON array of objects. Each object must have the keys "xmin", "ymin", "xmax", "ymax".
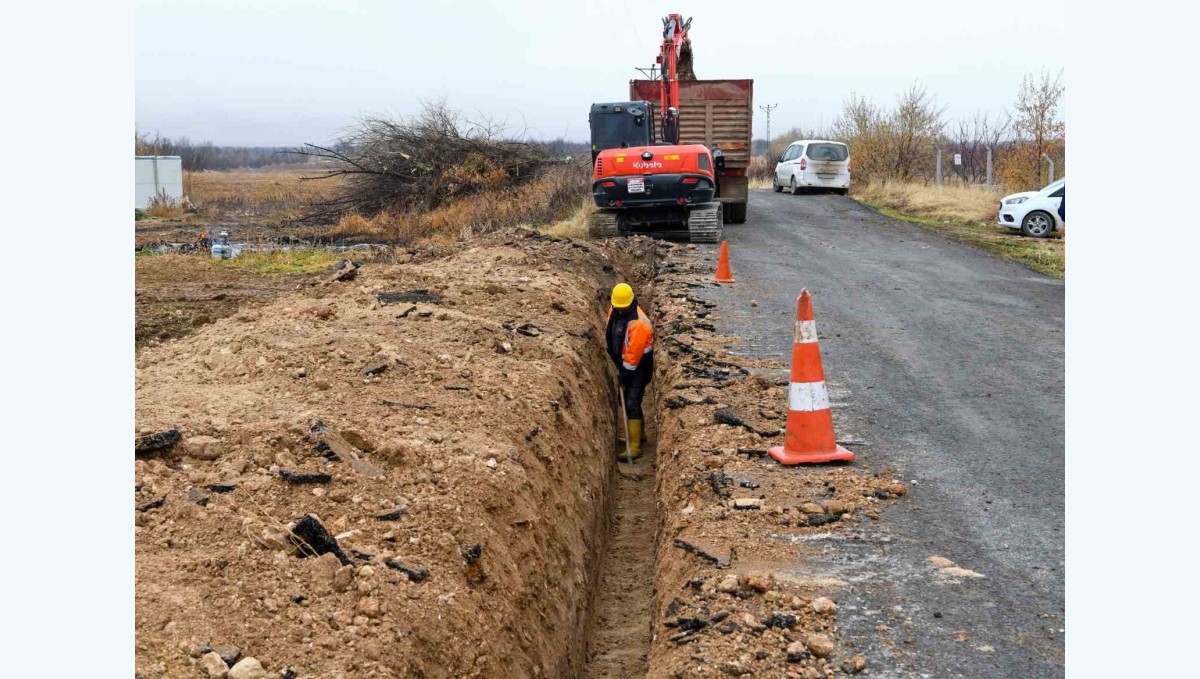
[{"xmin": 135, "ymin": 129, "xmax": 590, "ymax": 172}]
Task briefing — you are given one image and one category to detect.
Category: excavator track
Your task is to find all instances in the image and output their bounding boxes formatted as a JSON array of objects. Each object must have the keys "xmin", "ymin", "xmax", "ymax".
[
  {"xmin": 686, "ymin": 202, "xmax": 722, "ymax": 244},
  {"xmin": 588, "ymin": 210, "xmax": 621, "ymax": 238}
]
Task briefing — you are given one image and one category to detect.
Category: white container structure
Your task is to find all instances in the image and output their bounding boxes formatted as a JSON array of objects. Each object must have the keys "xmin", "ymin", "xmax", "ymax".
[{"xmin": 135, "ymin": 156, "xmax": 184, "ymax": 208}]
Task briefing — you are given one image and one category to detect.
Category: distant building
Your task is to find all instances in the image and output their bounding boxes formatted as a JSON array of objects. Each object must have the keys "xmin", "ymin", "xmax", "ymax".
[{"xmin": 135, "ymin": 156, "xmax": 183, "ymax": 208}]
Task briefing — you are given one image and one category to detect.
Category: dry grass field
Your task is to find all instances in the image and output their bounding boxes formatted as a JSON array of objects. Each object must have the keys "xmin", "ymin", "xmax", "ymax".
[
  {"xmin": 185, "ymin": 165, "xmax": 345, "ymax": 222},
  {"xmin": 851, "ymin": 180, "xmax": 1064, "ymax": 278},
  {"xmin": 852, "ymin": 180, "xmax": 1002, "ymax": 224}
]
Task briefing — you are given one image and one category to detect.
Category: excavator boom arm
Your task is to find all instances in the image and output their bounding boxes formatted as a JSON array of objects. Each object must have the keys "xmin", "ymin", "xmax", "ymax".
[{"xmin": 658, "ymin": 13, "xmax": 691, "ymax": 144}]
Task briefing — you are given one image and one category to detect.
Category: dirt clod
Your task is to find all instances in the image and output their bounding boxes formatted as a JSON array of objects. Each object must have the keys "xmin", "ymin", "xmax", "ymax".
[
  {"xmin": 843, "ymin": 654, "xmax": 867, "ymax": 674},
  {"xmin": 183, "ymin": 435, "xmax": 223, "ymax": 460},
  {"xmin": 806, "ymin": 634, "xmax": 835, "ymax": 658},
  {"xmin": 135, "ymin": 429, "xmax": 180, "ymax": 456},
  {"xmin": 787, "ymin": 641, "xmax": 807, "ymax": 663}
]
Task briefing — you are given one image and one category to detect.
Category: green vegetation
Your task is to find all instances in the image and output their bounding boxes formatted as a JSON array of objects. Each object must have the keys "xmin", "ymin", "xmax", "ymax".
[
  {"xmin": 136, "ymin": 248, "xmax": 343, "ymax": 275},
  {"xmin": 214, "ymin": 248, "xmax": 344, "ymax": 274},
  {"xmin": 135, "ymin": 208, "xmax": 147, "ymax": 221}
]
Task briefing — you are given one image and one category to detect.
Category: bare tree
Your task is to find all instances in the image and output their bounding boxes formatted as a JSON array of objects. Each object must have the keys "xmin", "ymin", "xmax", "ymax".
[
  {"xmin": 890, "ymin": 83, "xmax": 946, "ymax": 180},
  {"xmin": 948, "ymin": 112, "xmax": 1011, "ymax": 183},
  {"xmin": 831, "ymin": 93, "xmax": 892, "ymax": 183},
  {"xmin": 828, "ymin": 85, "xmax": 943, "ymax": 184},
  {"xmin": 998, "ymin": 70, "xmax": 1065, "ymax": 190}
]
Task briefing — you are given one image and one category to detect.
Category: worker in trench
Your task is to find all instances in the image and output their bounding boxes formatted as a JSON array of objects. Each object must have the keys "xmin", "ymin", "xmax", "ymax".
[{"xmin": 606, "ymin": 283, "xmax": 654, "ymax": 459}]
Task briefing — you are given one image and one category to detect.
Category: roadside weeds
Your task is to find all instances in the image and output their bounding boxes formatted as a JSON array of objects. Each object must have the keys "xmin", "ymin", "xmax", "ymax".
[{"xmin": 850, "ymin": 182, "xmax": 1064, "ymax": 278}]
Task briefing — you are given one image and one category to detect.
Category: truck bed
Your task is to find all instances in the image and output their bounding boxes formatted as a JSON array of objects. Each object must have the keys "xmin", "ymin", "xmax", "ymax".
[{"xmin": 629, "ymin": 79, "xmax": 754, "ymax": 170}]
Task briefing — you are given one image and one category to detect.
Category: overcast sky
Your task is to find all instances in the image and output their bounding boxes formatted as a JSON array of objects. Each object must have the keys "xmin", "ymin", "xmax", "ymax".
[{"xmin": 136, "ymin": 0, "xmax": 1065, "ymax": 147}]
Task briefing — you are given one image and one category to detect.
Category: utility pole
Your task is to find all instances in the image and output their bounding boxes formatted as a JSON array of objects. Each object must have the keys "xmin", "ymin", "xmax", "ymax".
[
  {"xmin": 986, "ymin": 147, "xmax": 994, "ymax": 186},
  {"xmin": 759, "ymin": 103, "xmax": 778, "ymax": 156},
  {"xmin": 936, "ymin": 148, "xmax": 943, "ymax": 188}
]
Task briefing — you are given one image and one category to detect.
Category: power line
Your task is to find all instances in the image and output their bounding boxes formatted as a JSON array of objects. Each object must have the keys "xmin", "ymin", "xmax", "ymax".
[{"xmin": 759, "ymin": 104, "xmax": 778, "ymax": 154}]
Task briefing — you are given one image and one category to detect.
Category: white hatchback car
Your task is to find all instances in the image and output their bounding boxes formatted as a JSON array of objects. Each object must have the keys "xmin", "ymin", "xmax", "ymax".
[
  {"xmin": 998, "ymin": 179, "xmax": 1064, "ymax": 237},
  {"xmin": 773, "ymin": 140, "xmax": 851, "ymax": 195}
]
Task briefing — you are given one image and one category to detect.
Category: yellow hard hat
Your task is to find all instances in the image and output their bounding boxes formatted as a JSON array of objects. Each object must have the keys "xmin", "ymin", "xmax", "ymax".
[{"xmin": 611, "ymin": 283, "xmax": 634, "ymax": 309}]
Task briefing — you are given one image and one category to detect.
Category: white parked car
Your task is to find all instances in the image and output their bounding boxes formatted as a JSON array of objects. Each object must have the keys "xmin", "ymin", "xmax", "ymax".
[
  {"xmin": 773, "ymin": 140, "xmax": 851, "ymax": 195},
  {"xmin": 998, "ymin": 179, "xmax": 1064, "ymax": 237}
]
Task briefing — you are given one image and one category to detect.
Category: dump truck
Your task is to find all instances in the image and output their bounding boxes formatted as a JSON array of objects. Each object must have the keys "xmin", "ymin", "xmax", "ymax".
[{"xmin": 630, "ymin": 78, "xmax": 753, "ymax": 224}]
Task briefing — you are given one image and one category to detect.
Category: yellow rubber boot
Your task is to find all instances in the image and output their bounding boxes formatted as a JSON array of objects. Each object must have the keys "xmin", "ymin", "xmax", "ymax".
[{"xmin": 627, "ymin": 419, "xmax": 643, "ymax": 459}]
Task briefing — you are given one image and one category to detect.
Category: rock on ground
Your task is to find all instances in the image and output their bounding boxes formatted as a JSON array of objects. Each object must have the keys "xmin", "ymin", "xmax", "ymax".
[
  {"xmin": 228, "ymin": 657, "xmax": 266, "ymax": 679},
  {"xmin": 806, "ymin": 633, "xmax": 835, "ymax": 658},
  {"xmin": 843, "ymin": 655, "xmax": 867, "ymax": 674},
  {"xmin": 200, "ymin": 651, "xmax": 229, "ymax": 678},
  {"xmin": 811, "ymin": 596, "xmax": 838, "ymax": 614}
]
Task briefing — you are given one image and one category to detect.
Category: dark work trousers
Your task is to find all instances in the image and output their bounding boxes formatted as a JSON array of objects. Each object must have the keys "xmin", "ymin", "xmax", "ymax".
[{"xmin": 622, "ymin": 352, "xmax": 654, "ymax": 420}]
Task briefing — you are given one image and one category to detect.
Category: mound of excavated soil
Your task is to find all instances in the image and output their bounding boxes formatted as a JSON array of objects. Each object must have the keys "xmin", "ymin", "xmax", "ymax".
[
  {"xmin": 640, "ymin": 246, "xmax": 905, "ymax": 678},
  {"xmin": 134, "ymin": 231, "xmax": 661, "ymax": 678}
]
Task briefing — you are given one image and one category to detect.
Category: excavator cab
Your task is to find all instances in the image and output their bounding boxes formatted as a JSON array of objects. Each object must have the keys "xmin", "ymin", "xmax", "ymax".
[{"xmin": 590, "ymin": 101, "xmax": 656, "ymax": 161}]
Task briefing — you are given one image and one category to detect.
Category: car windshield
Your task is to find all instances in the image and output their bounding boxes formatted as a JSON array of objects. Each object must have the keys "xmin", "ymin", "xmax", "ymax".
[
  {"xmin": 806, "ymin": 143, "xmax": 848, "ymax": 161},
  {"xmin": 1043, "ymin": 179, "xmax": 1065, "ymax": 192}
]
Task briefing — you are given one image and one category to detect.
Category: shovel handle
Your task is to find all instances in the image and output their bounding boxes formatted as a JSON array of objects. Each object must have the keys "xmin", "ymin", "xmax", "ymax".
[{"xmin": 618, "ymin": 384, "xmax": 633, "ymax": 464}]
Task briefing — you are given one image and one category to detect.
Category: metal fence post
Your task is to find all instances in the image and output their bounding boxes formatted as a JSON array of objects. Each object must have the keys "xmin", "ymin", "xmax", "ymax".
[
  {"xmin": 1042, "ymin": 154, "xmax": 1055, "ymax": 184},
  {"xmin": 936, "ymin": 148, "xmax": 943, "ymax": 187},
  {"xmin": 986, "ymin": 147, "xmax": 994, "ymax": 186}
]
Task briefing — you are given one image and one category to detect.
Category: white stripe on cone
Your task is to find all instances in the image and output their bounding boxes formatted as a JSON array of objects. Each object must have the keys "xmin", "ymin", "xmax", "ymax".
[
  {"xmin": 788, "ymin": 381, "xmax": 830, "ymax": 412},
  {"xmin": 793, "ymin": 320, "xmax": 818, "ymax": 344}
]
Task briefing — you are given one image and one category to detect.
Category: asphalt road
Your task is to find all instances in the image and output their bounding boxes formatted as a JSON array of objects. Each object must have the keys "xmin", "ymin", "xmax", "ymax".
[{"xmin": 697, "ymin": 189, "xmax": 1064, "ymax": 677}]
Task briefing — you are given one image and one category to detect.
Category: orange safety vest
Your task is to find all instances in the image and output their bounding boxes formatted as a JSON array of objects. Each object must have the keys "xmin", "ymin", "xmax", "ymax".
[{"xmin": 607, "ymin": 306, "xmax": 654, "ymax": 371}]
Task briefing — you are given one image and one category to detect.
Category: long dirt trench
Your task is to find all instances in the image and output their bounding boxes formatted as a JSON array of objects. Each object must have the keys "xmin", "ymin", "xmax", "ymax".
[
  {"xmin": 582, "ymin": 394, "xmax": 659, "ymax": 677},
  {"xmin": 134, "ymin": 234, "xmax": 909, "ymax": 678}
]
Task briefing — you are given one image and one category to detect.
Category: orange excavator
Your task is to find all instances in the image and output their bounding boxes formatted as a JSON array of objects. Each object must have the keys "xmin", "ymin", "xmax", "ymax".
[{"xmin": 588, "ymin": 14, "xmax": 723, "ymax": 243}]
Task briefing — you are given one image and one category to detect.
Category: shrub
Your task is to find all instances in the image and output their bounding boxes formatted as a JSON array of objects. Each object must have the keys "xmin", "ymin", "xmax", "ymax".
[{"xmin": 294, "ymin": 101, "xmax": 557, "ymax": 224}]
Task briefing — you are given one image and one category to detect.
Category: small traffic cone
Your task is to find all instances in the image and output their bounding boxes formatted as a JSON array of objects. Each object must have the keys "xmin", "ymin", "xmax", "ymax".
[
  {"xmin": 769, "ymin": 290, "xmax": 855, "ymax": 465},
  {"xmin": 715, "ymin": 240, "xmax": 734, "ymax": 283}
]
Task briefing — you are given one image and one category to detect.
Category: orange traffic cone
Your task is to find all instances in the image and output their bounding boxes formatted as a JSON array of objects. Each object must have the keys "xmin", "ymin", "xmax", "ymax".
[
  {"xmin": 715, "ymin": 240, "xmax": 734, "ymax": 283},
  {"xmin": 769, "ymin": 290, "xmax": 855, "ymax": 465}
]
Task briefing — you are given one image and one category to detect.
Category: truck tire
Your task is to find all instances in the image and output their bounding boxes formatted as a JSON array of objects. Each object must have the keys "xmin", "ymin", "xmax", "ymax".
[
  {"xmin": 587, "ymin": 210, "xmax": 620, "ymax": 238},
  {"xmin": 687, "ymin": 202, "xmax": 722, "ymax": 244},
  {"xmin": 726, "ymin": 202, "xmax": 747, "ymax": 224}
]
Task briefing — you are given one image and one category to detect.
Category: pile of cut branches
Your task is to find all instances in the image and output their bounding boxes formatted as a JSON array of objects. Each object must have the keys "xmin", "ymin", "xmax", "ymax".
[{"xmin": 294, "ymin": 102, "xmax": 554, "ymax": 224}]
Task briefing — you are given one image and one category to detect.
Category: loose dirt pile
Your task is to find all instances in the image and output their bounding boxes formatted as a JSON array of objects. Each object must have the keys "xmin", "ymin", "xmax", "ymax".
[
  {"xmin": 134, "ymin": 230, "xmax": 657, "ymax": 678},
  {"xmin": 641, "ymin": 246, "xmax": 906, "ymax": 678}
]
